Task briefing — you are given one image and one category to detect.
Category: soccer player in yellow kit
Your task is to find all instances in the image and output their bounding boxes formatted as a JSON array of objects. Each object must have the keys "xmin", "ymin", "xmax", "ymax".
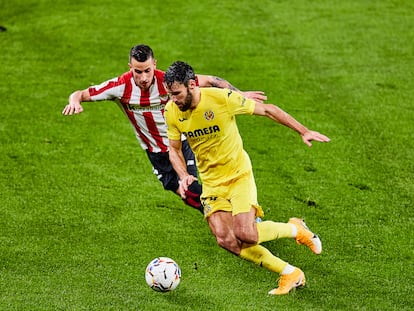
[{"xmin": 164, "ymin": 61, "xmax": 330, "ymax": 295}]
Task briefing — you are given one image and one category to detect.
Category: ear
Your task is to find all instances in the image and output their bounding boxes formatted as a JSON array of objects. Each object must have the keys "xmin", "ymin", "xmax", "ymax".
[{"xmin": 188, "ymin": 79, "xmax": 197, "ymax": 89}]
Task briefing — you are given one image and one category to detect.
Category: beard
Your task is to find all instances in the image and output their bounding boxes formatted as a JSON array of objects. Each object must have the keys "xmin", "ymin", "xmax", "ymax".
[{"xmin": 178, "ymin": 88, "xmax": 193, "ymax": 111}]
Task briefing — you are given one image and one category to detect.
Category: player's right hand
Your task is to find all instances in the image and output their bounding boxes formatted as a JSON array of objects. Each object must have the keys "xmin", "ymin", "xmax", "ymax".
[
  {"xmin": 242, "ymin": 91, "xmax": 267, "ymax": 104},
  {"xmin": 178, "ymin": 175, "xmax": 198, "ymax": 199}
]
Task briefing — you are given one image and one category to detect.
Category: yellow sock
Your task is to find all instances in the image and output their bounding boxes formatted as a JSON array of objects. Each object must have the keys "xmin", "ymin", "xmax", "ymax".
[
  {"xmin": 239, "ymin": 244, "xmax": 287, "ymax": 274},
  {"xmin": 256, "ymin": 221, "xmax": 293, "ymax": 244}
]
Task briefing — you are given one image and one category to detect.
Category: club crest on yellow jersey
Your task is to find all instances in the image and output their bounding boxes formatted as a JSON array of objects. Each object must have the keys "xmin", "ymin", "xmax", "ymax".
[{"xmin": 204, "ymin": 110, "xmax": 215, "ymax": 121}]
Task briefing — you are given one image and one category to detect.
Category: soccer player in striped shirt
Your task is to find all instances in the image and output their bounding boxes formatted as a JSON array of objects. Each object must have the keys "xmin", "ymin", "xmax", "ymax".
[{"xmin": 62, "ymin": 44, "xmax": 266, "ymax": 214}]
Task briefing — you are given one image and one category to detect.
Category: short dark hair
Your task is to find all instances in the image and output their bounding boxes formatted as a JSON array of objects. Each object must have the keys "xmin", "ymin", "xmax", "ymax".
[
  {"xmin": 129, "ymin": 44, "xmax": 154, "ymax": 62},
  {"xmin": 164, "ymin": 61, "xmax": 196, "ymax": 88}
]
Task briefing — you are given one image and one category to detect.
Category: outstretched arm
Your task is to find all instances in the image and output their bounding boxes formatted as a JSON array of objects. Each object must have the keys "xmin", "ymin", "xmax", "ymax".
[
  {"xmin": 197, "ymin": 74, "xmax": 267, "ymax": 103},
  {"xmin": 62, "ymin": 89, "xmax": 91, "ymax": 115},
  {"xmin": 169, "ymin": 139, "xmax": 197, "ymax": 199},
  {"xmin": 254, "ymin": 102, "xmax": 331, "ymax": 147}
]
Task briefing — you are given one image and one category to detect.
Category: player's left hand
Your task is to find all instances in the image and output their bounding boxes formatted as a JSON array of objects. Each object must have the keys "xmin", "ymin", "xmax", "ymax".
[
  {"xmin": 242, "ymin": 91, "xmax": 267, "ymax": 104},
  {"xmin": 301, "ymin": 130, "xmax": 331, "ymax": 147}
]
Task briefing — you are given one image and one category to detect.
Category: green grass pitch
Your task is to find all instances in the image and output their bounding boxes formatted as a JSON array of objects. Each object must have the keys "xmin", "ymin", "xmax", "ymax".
[{"xmin": 0, "ymin": 0, "xmax": 413, "ymax": 310}]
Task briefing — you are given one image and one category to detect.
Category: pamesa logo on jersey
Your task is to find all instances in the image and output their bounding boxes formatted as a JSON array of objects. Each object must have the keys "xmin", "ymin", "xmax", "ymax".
[{"xmin": 183, "ymin": 125, "xmax": 220, "ymax": 139}]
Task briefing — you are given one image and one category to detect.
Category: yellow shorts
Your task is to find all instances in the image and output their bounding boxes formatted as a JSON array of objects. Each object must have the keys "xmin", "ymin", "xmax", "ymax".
[{"xmin": 201, "ymin": 171, "xmax": 264, "ymax": 218}]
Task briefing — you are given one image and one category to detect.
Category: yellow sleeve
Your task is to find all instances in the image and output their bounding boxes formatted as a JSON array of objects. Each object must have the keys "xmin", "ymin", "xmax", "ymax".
[{"xmin": 227, "ymin": 90, "xmax": 256, "ymax": 115}]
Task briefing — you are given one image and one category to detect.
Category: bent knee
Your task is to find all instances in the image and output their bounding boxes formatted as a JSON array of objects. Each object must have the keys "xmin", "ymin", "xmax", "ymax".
[
  {"xmin": 234, "ymin": 227, "xmax": 258, "ymax": 244},
  {"xmin": 215, "ymin": 236, "xmax": 241, "ymax": 255}
]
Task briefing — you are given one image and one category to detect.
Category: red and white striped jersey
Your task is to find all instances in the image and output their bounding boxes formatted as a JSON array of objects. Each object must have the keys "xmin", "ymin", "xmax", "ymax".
[{"xmin": 88, "ymin": 70, "xmax": 170, "ymax": 153}]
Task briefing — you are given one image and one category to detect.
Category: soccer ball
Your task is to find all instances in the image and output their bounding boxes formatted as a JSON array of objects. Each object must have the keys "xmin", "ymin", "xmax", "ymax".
[{"xmin": 145, "ymin": 257, "xmax": 181, "ymax": 292}]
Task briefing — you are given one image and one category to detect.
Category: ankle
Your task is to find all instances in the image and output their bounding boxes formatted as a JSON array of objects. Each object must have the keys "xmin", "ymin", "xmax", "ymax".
[{"xmin": 281, "ymin": 264, "xmax": 295, "ymax": 275}]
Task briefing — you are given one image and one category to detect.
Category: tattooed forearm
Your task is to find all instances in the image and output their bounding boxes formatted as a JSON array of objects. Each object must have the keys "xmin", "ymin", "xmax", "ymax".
[{"xmin": 210, "ymin": 76, "xmax": 240, "ymax": 91}]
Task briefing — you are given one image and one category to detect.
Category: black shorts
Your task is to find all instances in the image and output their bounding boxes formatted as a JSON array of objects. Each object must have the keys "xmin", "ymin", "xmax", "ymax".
[{"xmin": 146, "ymin": 140, "xmax": 198, "ymax": 192}]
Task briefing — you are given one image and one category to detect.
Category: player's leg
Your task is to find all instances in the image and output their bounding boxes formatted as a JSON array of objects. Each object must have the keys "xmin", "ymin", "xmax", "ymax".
[
  {"xmin": 229, "ymin": 172, "xmax": 320, "ymax": 294},
  {"xmin": 180, "ymin": 140, "xmax": 203, "ymax": 212},
  {"xmin": 239, "ymin": 242, "xmax": 306, "ymax": 295},
  {"xmin": 288, "ymin": 218, "xmax": 322, "ymax": 255},
  {"xmin": 182, "ymin": 181, "xmax": 202, "ymax": 212},
  {"xmin": 202, "ymin": 193, "xmax": 244, "ymax": 254},
  {"xmin": 145, "ymin": 150, "xmax": 203, "ymax": 213},
  {"xmin": 254, "ymin": 217, "xmax": 322, "ymax": 254},
  {"xmin": 232, "ymin": 207, "xmax": 258, "ymax": 244},
  {"xmin": 230, "ymin": 167, "xmax": 321, "ymax": 252},
  {"xmin": 235, "ymin": 214, "xmax": 321, "ymax": 253},
  {"xmin": 249, "ymin": 219, "xmax": 321, "ymax": 294},
  {"xmin": 181, "ymin": 140, "xmax": 197, "ymax": 177},
  {"xmin": 207, "ymin": 210, "xmax": 242, "ymax": 254},
  {"xmin": 203, "ymin": 191, "xmax": 306, "ymax": 295},
  {"xmin": 208, "ymin": 213, "xmax": 306, "ymax": 295},
  {"xmin": 230, "ymin": 172, "xmax": 264, "ymax": 244},
  {"xmin": 264, "ymin": 217, "xmax": 324, "ymax": 295},
  {"xmin": 207, "ymin": 213, "xmax": 303, "ymax": 295}
]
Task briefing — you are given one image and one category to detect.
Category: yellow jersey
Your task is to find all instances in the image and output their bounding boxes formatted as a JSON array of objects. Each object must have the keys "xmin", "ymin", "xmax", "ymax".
[{"xmin": 165, "ymin": 88, "xmax": 256, "ymax": 187}]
